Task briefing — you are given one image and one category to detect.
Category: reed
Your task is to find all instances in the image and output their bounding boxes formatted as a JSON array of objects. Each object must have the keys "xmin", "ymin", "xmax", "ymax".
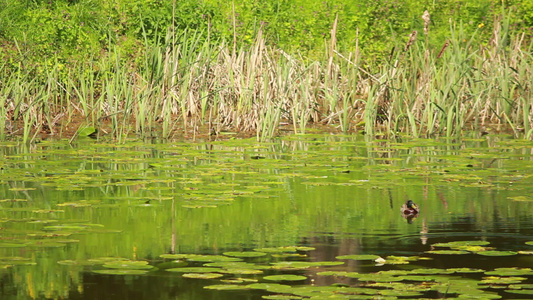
[{"xmin": 0, "ymin": 13, "xmax": 531, "ymax": 142}]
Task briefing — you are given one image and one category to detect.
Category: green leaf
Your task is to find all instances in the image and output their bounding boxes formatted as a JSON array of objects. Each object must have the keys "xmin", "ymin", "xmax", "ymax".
[
  {"xmin": 77, "ymin": 126, "xmax": 97, "ymax": 137},
  {"xmin": 263, "ymin": 275, "xmax": 307, "ymax": 281}
]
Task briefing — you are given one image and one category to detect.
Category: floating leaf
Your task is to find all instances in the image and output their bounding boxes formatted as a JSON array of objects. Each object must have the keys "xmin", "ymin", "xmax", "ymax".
[
  {"xmin": 204, "ymin": 284, "xmax": 250, "ymax": 290},
  {"xmin": 87, "ymin": 257, "xmax": 129, "ymax": 265},
  {"xmin": 448, "ymin": 268, "xmax": 485, "ymax": 273},
  {"xmin": 0, "ymin": 257, "xmax": 36, "ymax": 266},
  {"xmin": 0, "ymin": 243, "xmax": 26, "ymax": 248},
  {"xmin": 262, "ymin": 295, "xmax": 303, "ymax": 300},
  {"xmin": 271, "ymin": 261, "xmax": 343, "ymax": 270},
  {"xmin": 219, "ymin": 268, "xmax": 264, "ymax": 275},
  {"xmin": 507, "ymin": 196, "xmax": 533, "ymax": 202},
  {"xmin": 253, "ymin": 247, "xmax": 298, "ymax": 253},
  {"xmin": 93, "ymin": 269, "xmax": 148, "ymax": 275},
  {"xmin": 220, "ymin": 278, "xmax": 258, "ymax": 284},
  {"xmin": 482, "ymin": 276, "xmax": 527, "ymax": 284},
  {"xmin": 377, "ymin": 256, "xmax": 413, "ymax": 265},
  {"xmin": 426, "ymin": 250, "xmax": 470, "ymax": 255},
  {"xmin": 57, "ymin": 260, "xmax": 80, "ymax": 266},
  {"xmin": 295, "ymin": 246, "xmax": 315, "ymax": 251},
  {"xmin": 477, "ymin": 251, "xmax": 517, "ymax": 256},
  {"xmin": 356, "ymin": 274, "xmax": 404, "ymax": 282},
  {"xmin": 457, "ymin": 291, "xmax": 503, "ymax": 299},
  {"xmin": 409, "ymin": 268, "xmax": 454, "ymax": 275},
  {"xmin": 160, "ymin": 254, "xmax": 241, "ymax": 262},
  {"xmin": 380, "ymin": 290, "xmax": 423, "ymax": 297},
  {"xmin": 459, "ymin": 245, "xmax": 491, "ymax": 252},
  {"xmin": 204, "ymin": 262, "xmax": 270, "ymax": 270},
  {"xmin": 485, "ymin": 268, "xmax": 532, "ymax": 276},
  {"xmin": 223, "ymin": 251, "xmax": 267, "ymax": 258},
  {"xmin": 103, "ymin": 261, "xmax": 154, "ymax": 270},
  {"xmin": 182, "ymin": 273, "xmax": 224, "ymax": 279},
  {"xmin": 271, "ymin": 253, "xmax": 307, "ymax": 259},
  {"xmin": 508, "ymin": 284, "xmax": 533, "ymax": 289},
  {"xmin": 263, "ymin": 275, "xmax": 307, "ymax": 281},
  {"xmin": 336, "ymin": 254, "xmax": 380, "ymax": 260},
  {"xmin": 505, "ymin": 289, "xmax": 533, "ymax": 295},
  {"xmin": 432, "ymin": 241, "xmax": 490, "ymax": 248},
  {"xmin": 43, "ymin": 225, "xmax": 87, "ymax": 231},
  {"xmin": 166, "ymin": 267, "xmax": 223, "ymax": 273}
]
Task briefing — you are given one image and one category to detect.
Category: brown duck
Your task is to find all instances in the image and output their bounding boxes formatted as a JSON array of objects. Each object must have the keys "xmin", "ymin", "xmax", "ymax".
[{"xmin": 401, "ymin": 200, "xmax": 420, "ymax": 215}]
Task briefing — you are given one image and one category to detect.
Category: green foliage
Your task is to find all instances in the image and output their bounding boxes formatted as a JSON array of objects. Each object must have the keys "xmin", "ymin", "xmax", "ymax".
[
  {"xmin": 0, "ymin": 0, "xmax": 532, "ymax": 141},
  {"xmin": 2, "ymin": 0, "xmax": 531, "ymax": 66}
]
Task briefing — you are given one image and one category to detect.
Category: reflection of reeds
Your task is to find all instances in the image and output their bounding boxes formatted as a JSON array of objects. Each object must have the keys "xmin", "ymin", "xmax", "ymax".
[{"xmin": 1, "ymin": 14, "xmax": 531, "ymax": 143}]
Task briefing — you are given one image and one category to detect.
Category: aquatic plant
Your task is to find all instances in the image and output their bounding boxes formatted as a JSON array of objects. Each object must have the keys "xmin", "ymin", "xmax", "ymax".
[{"xmin": 0, "ymin": 10, "xmax": 531, "ymax": 142}]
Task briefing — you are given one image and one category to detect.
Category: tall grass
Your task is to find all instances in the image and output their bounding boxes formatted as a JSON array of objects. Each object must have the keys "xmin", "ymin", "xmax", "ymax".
[{"xmin": 0, "ymin": 13, "xmax": 531, "ymax": 143}]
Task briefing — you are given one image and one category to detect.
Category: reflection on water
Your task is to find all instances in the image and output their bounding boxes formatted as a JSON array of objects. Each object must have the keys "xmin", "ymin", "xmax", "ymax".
[{"xmin": 0, "ymin": 135, "xmax": 532, "ymax": 299}]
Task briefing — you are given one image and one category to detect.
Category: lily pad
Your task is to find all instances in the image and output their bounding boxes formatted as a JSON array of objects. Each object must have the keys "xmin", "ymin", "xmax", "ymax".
[
  {"xmin": 0, "ymin": 243, "xmax": 26, "ymax": 248},
  {"xmin": 336, "ymin": 254, "xmax": 380, "ymax": 260},
  {"xmin": 448, "ymin": 268, "xmax": 485, "ymax": 273},
  {"xmin": 477, "ymin": 251, "xmax": 517, "ymax": 256},
  {"xmin": 409, "ymin": 268, "xmax": 455, "ymax": 275},
  {"xmin": 86, "ymin": 257, "xmax": 129, "ymax": 265},
  {"xmin": 254, "ymin": 247, "xmax": 297, "ymax": 253},
  {"xmin": 43, "ymin": 225, "xmax": 87, "ymax": 231},
  {"xmin": 426, "ymin": 250, "xmax": 470, "ymax": 255},
  {"xmin": 485, "ymin": 268, "xmax": 532, "ymax": 276},
  {"xmin": 93, "ymin": 269, "xmax": 149, "ymax": 275},
  {"xmin": 182, "ymin": 273, "xmax": 224, "ymax": 279},
  {"xmin": 166, "ymin": 267, "xmax": 223, "ymax": 273},
  {"xmin": 219, "ymin": 268, "xmax": 264, "ymax": 275},
  {"xmin": 221, "ymin": 278, "xmax": 258, "ymax": 284},
  {"xmin": 204, "ymin": 261, "xmax": 270, "ymax": 270},
  {"xmin": 204, "ymin": 284, "xmax": 250, "ymax": 290},
  {"xmin": 457, "ymin": 291, "xmax": 503, "ymax": 299},
  {"xmin": 505, "ymin": 289, "xmax": 533, "ymax": 295},
  {"xmin": 432, "ymin": 241, "xmax": 491, "ymax": 248},
  {"xmin": 223, "ymin": 251, "xmax": 268, "ymax": 258},
  {"xmin": 356, "ymin": 274, "xmax": 404, "ymax": 282},
  {"xmin": 160, "ymin": 254, "xmax": 241, "ymax": 262},
  {"xmin": 263, "ymin": 275, "xmax": 307, "ymax": 281},
  {"xmin": 508, "ymin": 284, "xmax": 533, "ymax": 290},
  {"xmin": 271, "ymin": 261, "xmax": 344, "ymax": 270},
  {"xmin": 482, "ymin": 276, "xmax": 527, "ymax": 284},
  {"xmin": 262, "ymin": 295, "xmax": 303, "ymax": 300},
  {"xmin": 294, "ymin": 247, "xmax": 315, "ymax": 251},
  {"xmin": 0, "ymin": 257, "xmax": 36, "ymax": 266},
  {"xmin": 103, "ymin": 261, "xmax": 154, "ymax": 270},
  {"xmin": 380, "ymin": 290, "xmax": 423, "ymax": 297}
]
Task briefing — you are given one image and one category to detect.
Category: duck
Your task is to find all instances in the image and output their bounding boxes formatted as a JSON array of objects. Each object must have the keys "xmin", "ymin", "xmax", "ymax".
[{"xmin": 401, "ymin": 200, "xmax": 420, "ymax": 215}]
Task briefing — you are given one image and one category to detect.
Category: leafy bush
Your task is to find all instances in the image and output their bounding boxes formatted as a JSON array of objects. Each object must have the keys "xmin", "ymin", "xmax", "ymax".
[{"xmin": 0, "ymin": 0, "xmax": 531, "ymax": 70}]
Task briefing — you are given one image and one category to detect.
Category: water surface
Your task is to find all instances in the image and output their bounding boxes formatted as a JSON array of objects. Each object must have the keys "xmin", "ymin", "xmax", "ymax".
[{"xmin": 0, "ymin": 134, "xmax": 532, "ymax": 299}]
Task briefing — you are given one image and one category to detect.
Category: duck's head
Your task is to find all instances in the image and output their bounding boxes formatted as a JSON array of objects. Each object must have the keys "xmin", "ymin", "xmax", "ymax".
[{"xmin": 406, "ymin": 200, "xmax": 418, "ymax": 210}]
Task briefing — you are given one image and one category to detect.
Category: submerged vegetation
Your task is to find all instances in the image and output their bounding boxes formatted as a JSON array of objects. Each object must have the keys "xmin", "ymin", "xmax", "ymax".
[{"xmin": 0, "ymin": 1, "xmax": 532, "ymax": 142}]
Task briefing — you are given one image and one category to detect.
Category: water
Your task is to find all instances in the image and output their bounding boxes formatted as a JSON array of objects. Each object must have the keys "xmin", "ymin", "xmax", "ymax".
[{"xmin": 0, "ymin": 134, "xmax": 532, "ymax": 299}]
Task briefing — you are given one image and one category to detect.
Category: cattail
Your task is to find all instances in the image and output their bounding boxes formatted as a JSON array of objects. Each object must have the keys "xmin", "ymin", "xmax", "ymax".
[
  {"xmin": 437, "ymin": 40, "xmax": 449, "ymax": 59},
  {"xmin": 422, "ymin": 10, "xmax": 430, "ymax": 35},
  {"xmin": 404, "ymin": 30, "xmax": 418, "ymax": 52}
]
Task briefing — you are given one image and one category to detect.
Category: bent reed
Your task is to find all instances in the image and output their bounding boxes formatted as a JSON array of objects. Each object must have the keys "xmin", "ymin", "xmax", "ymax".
[{"xmin": 1, "ymin": 16, "xmax": 531, "ymax": 143}]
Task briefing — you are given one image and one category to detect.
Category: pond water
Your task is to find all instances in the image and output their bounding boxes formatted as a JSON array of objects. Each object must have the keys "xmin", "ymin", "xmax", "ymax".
[{"xmin": 0, "ymin": 134, "xmax": 532, "ymax": 299}]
